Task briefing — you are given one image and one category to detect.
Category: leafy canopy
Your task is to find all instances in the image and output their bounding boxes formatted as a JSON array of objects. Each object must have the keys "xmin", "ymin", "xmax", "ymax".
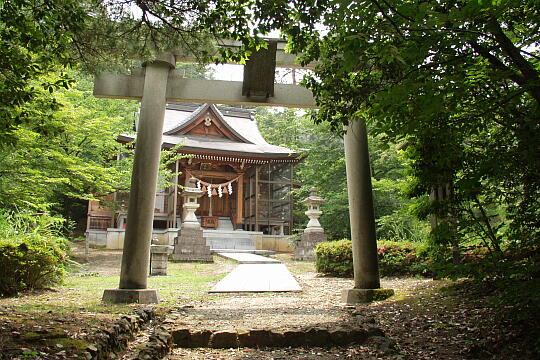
[{"xmin": 261, "ymin": 0, "xmax": 540, "ymax": 259}]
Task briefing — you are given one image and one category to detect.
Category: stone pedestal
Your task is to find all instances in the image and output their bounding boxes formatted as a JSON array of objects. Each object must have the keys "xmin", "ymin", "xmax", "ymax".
[
  {"xmin": 293, "ymin": 231, "xmax": 327, "ymax": 260},
  {"xmin": 171, "ymin": 228, "xmax": 213, "ymax": 262},
  {"xmin": 150, "ymin": 244, "xmax": 173, "ymax": 275},
  {"xmin": 102, "ymin": 289, "xmax": 159, "ymax": 304},
  {"xmin": 171, "ymin": 177, "xmax": 213, "ymax": 263}
]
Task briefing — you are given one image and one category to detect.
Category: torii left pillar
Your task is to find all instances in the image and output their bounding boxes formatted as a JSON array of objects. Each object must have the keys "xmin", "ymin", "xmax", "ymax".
[{"xmin": 103, "ymin": 55, "xmax": 175, "ymax": 304}]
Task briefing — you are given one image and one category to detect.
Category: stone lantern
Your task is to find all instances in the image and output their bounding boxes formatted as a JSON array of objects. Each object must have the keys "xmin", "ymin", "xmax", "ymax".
[
  {"xmin": 293, "ymin": 187, "xmax": 327, "ymax": 260},
  {"xmin": 181, "ymin": 177, "xmax": 204, "ymax": 229},
  {"xmin": 303, "ymin": 187, "xmax": 325, "ymax": 233},
  {"xmin": 171, "ymin": 177, "xmax": 213, "ymax": 262}
]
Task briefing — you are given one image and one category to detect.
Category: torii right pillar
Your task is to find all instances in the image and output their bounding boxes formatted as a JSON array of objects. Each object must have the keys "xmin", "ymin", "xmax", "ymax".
[{"xmin": 341, "ymin": 119, "xmax": 394, "ymax": 304}]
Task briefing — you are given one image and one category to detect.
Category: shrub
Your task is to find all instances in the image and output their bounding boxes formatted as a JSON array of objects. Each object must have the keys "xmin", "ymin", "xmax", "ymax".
[
  {"xmin": 377, "ymin": 240, "xmax": 429, "ymax": 277},
  {"xmin": 0, "ymin": 212, "xmax": 68, "ymax": 297},
  {"xmin": 314, "ymin": 239, "xmax": 430, "ymax": 277},
  {"xmin": 314, "ymin": 239, "xmax": 354, "ymax": 277}
]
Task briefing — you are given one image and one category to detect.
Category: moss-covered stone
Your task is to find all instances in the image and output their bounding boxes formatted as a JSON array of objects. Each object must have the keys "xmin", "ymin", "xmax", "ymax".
[
  {"xmin": 21, "ymin": 329, "xmax": 66, "ymax": 341},
  {"xmin": 341, "ymin": 288, "xmax": 395, "ymax": 304},
  {"xmin": 44, "ymin": 337, "xmax": 90, "ymax": 351},
  {"xmin": 209, "ymin": 330, "xmax": 238, "ymax": 348}
]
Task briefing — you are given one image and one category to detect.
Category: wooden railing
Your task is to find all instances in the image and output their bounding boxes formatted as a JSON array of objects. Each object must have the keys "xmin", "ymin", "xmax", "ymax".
[{"xmin": 87, "ymin": 215, "xmax": 113, "ymax": 230}]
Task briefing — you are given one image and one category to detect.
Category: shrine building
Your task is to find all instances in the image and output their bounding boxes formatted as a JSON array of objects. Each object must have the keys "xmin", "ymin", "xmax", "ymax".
[{"xmin": 86, "ymin": 102, "xmax": 300, "ymax": 251}]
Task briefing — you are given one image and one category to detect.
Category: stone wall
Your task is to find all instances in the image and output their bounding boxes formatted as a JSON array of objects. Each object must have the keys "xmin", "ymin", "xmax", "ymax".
[
  {"xmin": 86, "ymin": 228, "xmax": 179, "ymax": 249},
  {"xmin": 86, "ymin": 230, "xmax": 107, "ymax": 247},
  {"xmin": 253, "ymin": 235, "xmax": 293, "ymax": 253},
  {"xmin": 88, "ymin": 228, "xmax": 293, "ymax": 252}
]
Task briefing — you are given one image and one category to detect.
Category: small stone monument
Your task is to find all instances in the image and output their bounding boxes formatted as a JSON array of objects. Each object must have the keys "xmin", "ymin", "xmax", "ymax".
[
  {"xmin": 171, "ymin": 178, "xmax": 213, "ymax": 262},
  {"xmin": 150, "ymin": 240, "xmax": 173, "ymax": 275},
  {"xmin": 293, "ymin": 187, "xmax": 327, "ymax": 260}
]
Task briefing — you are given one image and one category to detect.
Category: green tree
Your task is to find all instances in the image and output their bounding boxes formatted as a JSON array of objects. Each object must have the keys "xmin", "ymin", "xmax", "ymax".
[
  {"xmin": 0, "ymin": 0, "xmax": 267, "ymax": 144},
  {"xmin": 0, "ymin": 0, "xmax": 87, "ymax": 144},
  {"xmin": 256, "ymin": 107, "xmax": 425, "ymax": 241},
  {"xmin": 268, "ymin": 0, "xmax": 540, "ymax": 262},
  {"xmin": 0, "ymin": 71, "xmax": 137, "ymax": 217}
]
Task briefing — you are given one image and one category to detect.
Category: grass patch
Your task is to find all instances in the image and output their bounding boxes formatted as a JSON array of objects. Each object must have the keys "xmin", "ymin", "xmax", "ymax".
[
  {"xmin": 0, "ymin": 252, "xmax": 234, "ymax": 359},
  {"xmin": 0, "ymin": 253, "xmax": 232, "ymax": 332},
  {"xmin": 148, "ymin": 261, "xmax": 229, "ymax": 306}
]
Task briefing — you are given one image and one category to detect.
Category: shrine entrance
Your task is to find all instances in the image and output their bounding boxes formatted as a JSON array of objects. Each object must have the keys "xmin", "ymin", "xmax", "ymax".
[
  {"xmin": 197, "ymin": 180, "xmax": 234, "ymax": 218},
  {"xmin": 95, "ymin": 39, "xmax": 383, "ymax": 305}
]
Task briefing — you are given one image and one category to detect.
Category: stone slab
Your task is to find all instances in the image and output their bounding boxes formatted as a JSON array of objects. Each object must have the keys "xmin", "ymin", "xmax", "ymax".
[
  {"xmin": 102, "ymin": 289, "xmax": 159, "ymax": 304},
  {"xmin": 217, "ymin": 252, "xmax": 280, "ymax": 264},
  {"xmin": 209, "ymin": 264, "xmax": 302, "ymax": 293}
]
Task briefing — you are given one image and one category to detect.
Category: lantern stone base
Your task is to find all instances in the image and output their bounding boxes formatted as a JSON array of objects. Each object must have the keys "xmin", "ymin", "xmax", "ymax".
[
  {"xmin": 341, "ymin": 288, "xmax": 394, "ymax": 304},
  {"xmin": 102, "ymin": 289, "xmax": 159, "ymax": 304},
  {"xmin": 293, "ymin": 231, "xmax": 327, "ymax": 261},
  {"xmin": 171, "ymin": 228, "xmax": 213, "ymax": 262}
]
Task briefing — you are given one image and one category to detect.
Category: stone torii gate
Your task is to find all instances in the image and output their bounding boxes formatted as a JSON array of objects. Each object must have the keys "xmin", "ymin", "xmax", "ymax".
[{"xmin": 96, "ymin": 39, "xmax": 391, "ymax": 304}]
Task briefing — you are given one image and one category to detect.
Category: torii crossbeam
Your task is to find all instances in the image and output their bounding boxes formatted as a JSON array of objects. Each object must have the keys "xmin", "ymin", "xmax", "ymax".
[{"xmin": 96, "ymin": 40, "xmax": 387, "ymax": 304}]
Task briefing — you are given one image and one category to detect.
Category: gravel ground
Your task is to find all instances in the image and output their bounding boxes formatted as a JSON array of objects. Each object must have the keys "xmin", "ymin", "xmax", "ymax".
[{"xmin": 165, "ymin": 256, "xmax": 430, "ymax": 359}]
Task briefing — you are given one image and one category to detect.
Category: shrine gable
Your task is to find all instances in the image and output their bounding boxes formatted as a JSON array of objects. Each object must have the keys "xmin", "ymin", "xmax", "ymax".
[{"xmin": 164, "ymin": 104, "xmax": 252, "ymax": 143}]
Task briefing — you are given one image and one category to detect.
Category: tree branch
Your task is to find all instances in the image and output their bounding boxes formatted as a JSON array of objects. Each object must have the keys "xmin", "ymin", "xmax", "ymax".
[
  {"xmin": 370, "ymin": 0, "xmax": 405, "ymax": 39},
  {"xmin": 486, "ymin": 18, "xmax": 540, "ymax": 104},
  {"xmin": 469, "ymin": 41, "xmax": 524, "ymax": 85},
  {"xmin": 379, "ymin": 0, "xmax": 415, "ymax": 22}
]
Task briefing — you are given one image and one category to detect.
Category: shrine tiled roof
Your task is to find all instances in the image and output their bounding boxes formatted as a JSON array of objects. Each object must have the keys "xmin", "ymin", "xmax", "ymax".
[{"xmin": 120, "ymin": 103, "xmax": 298, "ymax": 160}]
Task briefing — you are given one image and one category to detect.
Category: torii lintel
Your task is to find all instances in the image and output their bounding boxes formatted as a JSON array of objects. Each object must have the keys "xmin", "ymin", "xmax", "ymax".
[
  {"xmin": 93, "ymin": 38, "xmax": 317, "ymax": 108},
  {"xmin": 93, "ymin": 72, "xmax": 316, "ymax": 109}
]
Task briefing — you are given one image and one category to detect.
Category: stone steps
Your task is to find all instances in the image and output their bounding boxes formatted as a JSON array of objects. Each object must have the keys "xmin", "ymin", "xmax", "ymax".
[
  {"xmin": 216, "ymin": 252, "xmax": 280, "ymax": 264},
  {"xmin": 203, "ymin": 230, "xmax": 256, "ymax": 251},
  {"xmin": 192, "ymin": 216, "xmax": 257, "ymax": 250},
  {"xmin": 211, "ymin": 249, "xmax": 275, "ymax": 255},
  {"xmin": 171, "ymin": 326, "xmax": 384, "ymax": 349}
]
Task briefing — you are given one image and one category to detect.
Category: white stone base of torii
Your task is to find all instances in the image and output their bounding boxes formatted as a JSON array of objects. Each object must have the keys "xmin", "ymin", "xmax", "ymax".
[{"xmin": 96, "ymin": 40, "xmax": 392, "ymax": 304}]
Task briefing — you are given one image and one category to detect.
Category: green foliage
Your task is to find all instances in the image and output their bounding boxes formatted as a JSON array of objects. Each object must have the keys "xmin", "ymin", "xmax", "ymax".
[
  {"xmin": 376, "ymin": 210, "xmax": 430, "ymax": 243},
  {"xmin": 0, "ymin": 70, "xmax": 137, "ymax": 216},
  {"xmin": 377, "ymin": 240, "xmax": 429, "ymax": 277},
  {"xmin": 256, "ymin": 107, "xmax": 429, "ymax": 242},
  {"xmin": 0, "ymin": 212, "xmax": 69, "ymax": 296},
  {"xmin": 0, "ymin": 0, "xmax": 89, "ymax": 144},
  {"xmin": 259, "ymin": 0, "xmax": 540, "ymax": 279},
  {"xmin": 315, "ymin": 239, "xmax": 429, "ymax": 278},
  {"xmin": 314, "ymin": 239, "xmax": 353, "ymax": 277}
]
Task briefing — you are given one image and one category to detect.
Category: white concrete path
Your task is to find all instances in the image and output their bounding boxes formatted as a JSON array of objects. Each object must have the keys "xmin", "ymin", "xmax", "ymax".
[{"xmin": 209, "ymin": 253, "xmax": 302, "ymax": 293}]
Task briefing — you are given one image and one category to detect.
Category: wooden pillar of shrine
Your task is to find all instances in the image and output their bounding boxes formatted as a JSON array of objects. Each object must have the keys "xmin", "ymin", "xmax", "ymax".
[{"xmin": 236, "ymin": 173, "xmax": 244, "ymax": 227}]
